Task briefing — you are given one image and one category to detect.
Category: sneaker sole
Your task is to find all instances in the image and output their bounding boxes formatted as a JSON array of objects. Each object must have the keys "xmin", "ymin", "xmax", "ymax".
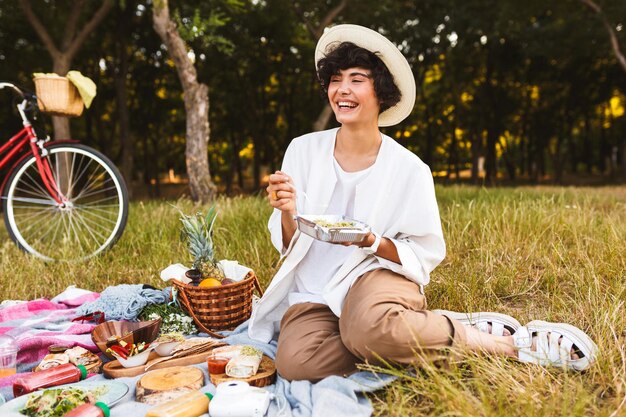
[
  {"xmin": 525, "ymin": 320, "xmax": 598, "ymax": 369},
  {"xmin": 433, "ymin": 310, "xmax": 522, "ymax": 333}
]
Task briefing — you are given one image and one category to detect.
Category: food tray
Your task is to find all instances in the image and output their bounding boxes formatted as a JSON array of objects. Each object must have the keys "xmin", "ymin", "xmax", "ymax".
[{"xmin": 295, "ymin": 215, "xmax": 370, "ymax": 243}]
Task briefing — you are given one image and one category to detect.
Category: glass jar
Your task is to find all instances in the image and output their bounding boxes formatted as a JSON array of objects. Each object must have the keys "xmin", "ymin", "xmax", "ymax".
[{"xmin": 0, "ymin": 334, "xmax": 18, "ymax": 377}]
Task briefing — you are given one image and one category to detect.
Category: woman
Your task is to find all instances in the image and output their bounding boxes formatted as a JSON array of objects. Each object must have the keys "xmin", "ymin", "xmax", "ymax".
[{"xmin": 249, "ymin": 24, "xmax": 598, "ymax": 381}]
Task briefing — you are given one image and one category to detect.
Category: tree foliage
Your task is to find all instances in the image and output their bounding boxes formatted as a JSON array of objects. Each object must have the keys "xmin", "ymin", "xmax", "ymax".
[{"xmin": 0, "ymin": 0, "xmax": 624, "ymax": 196}]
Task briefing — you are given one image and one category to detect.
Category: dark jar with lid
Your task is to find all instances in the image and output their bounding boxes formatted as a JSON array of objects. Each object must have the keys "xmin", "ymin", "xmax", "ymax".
[{"xmin": 185, "ymin": 269, "xmax": 203, "ymax": 286}]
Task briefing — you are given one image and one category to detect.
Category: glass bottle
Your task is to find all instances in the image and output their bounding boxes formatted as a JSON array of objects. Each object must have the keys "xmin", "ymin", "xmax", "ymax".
[
  {"xmin": 145, "ymin": 390, "xmax": 213, "ymax": 417},
  {"xmin": 13, "ymin": 363, "xmax": 87, "ymax": 397}
]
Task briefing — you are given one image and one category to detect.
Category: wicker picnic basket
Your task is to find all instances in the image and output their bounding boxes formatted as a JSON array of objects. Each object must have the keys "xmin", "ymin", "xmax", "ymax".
[
  {"xmin": 172, "ymin": 271, "xmax": 263, "ymax": 338},
  {"xmin": 33, "ymin": 75, "xmax": 84, "ymax": 117}
]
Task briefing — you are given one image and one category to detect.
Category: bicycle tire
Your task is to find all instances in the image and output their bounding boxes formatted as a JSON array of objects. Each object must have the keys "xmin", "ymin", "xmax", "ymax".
[{"xmin": 2, "ymin": 143, "xmax": 129, "ymax": 261}]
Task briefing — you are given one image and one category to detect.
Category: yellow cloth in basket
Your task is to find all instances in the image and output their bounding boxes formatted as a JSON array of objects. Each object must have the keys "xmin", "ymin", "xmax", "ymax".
[
  {"xmin": 33, "ymin": 71, "xmax": 97, "ymax": 109},
  {"xmin": 66, "ymin": 71, "xmax": 96, "ymax": 108}
]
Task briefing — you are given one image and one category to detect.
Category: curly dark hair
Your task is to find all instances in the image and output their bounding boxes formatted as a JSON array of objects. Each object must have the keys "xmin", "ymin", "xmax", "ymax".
[{"xmin": 316, "ymin": 42, "xmax": 402, "ymax": 113}]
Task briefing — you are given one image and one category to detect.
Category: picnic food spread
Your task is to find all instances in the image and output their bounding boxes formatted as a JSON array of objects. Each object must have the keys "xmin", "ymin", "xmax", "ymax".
[{"xmin": 3, "ymin": 207, "xmax": 274, "ymax": 416}]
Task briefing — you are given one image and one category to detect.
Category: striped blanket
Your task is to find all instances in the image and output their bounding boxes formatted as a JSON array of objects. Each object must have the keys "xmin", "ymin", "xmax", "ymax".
[{"xmin": 0, "ymin": 287, "xmax": 100, "ymax": 399}]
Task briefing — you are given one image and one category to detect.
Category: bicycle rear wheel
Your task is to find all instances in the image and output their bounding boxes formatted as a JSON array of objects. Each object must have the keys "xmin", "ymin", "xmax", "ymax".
[{"xmin": 2, "ymin": 143, "xmax": 128, "ymax": 261}]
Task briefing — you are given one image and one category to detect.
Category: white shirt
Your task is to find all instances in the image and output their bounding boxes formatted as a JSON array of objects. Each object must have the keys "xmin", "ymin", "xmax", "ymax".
[
  {"xmin": 289, "ymin": 159, "xmax": 374, "ymax": 306},
  {"xmin": 248, "ymin": 128, "xmax": 445, "ymax": 343}
]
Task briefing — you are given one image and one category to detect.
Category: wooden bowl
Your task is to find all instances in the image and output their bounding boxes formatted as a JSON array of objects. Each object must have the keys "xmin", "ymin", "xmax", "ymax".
[{"xmin": 91, "ymin": 319, "xmax": 161, "ymax": 359}]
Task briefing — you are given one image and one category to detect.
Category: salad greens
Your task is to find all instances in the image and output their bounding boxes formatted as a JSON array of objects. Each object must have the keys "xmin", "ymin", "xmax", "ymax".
[{"xmin": 20, "ymin": 386, "xmax": 107, "ymax": 417}]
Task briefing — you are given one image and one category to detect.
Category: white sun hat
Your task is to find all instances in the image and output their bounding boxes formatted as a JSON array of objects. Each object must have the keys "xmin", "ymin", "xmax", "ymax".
[{"xmin": 315, "ymin": 24, "xmax": 416, "ymax": 127}]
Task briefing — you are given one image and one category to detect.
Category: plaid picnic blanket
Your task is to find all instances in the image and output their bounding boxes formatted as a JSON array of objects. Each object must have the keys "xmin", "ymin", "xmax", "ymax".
[{"xmin": 0, "ymin": 287, "xmax": 100, "ymax": 399}]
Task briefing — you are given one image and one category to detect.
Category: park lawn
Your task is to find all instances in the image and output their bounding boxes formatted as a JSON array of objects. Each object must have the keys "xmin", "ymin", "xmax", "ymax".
[{"xmin": 1, "ymin": 186, "xmax": 624, "ymax": 416}]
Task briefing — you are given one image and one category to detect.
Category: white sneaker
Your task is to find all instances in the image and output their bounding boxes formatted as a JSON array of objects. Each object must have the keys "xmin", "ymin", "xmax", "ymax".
[
  {"xmin": 432, "ymin": 309, "xmax": 522, "ymax": 336},
  {"xmin": 513, "ymin": 320, "xmax": 598, "ymax": 371}
]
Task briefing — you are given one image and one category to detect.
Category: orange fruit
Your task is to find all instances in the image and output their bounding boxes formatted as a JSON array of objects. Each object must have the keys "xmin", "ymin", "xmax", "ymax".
[{"xmin": 198, "ymin": 278, "xmax": 222, "ymax": 287}]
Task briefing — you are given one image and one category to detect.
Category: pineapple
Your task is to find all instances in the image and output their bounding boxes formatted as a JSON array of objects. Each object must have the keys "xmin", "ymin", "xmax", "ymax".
[{"xmin": 179, "ymin": 206, "xmax": 225, "ymax": 280}]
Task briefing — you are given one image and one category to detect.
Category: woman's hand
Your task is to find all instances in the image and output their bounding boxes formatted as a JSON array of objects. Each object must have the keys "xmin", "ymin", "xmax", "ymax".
[{"xmin": 267, "ymin": 170, "xmax": 297, "ymax": 215}]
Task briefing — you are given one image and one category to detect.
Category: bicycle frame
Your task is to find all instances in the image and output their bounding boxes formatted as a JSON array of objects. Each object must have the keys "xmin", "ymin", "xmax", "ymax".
[{"xmin": 0, "ymin": 98, "xmax": 67, "ymax": 205}]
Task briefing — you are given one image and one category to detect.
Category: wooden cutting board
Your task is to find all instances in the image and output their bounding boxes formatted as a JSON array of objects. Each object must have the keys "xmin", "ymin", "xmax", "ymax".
[
  {"xmin": 136, "ymin": 366, "xmax": 204, "ymax": 405},
  {"xmin": 209, "ymin": 355, "xmax": 276, "ymax": 387},
  {"xmin": 103, "ymin": 349, "xmax": 212, "ymax": 379}
]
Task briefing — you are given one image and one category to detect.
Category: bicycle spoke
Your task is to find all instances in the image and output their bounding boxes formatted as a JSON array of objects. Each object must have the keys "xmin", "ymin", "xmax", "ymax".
[
  {"xmin": 75, "ymin": 203, "xmax": 119, "ymax": 212},
  {"xmin": 66, "ymin": 210, "xmax": 88, "ymax": 254},
  {"xmin": 74, "ymin": 207, "xmax": 118, "ymax": 226},
  {"xmin": 28, "ymin": 213, "xmax": 64, "ymax": 249},
  {"xmin": 71, "ymin": 211, "xmax": 109, "ymax": 243},
  {"xmin": 11, "ymin": 208, "xmax": 56, "ymax": 224},
  {"xmin": 75, "ymin": 195, "xmax": 120, "ymax": 206},
  {"xmin": 7, "ymin": 197, "xmax": 59, "ymax": 205},
  {"xmin": 71, "ymin": 160, "xmax": 102, "ymax": 200},
  {"xmin": 68, "ymin": 155, "xmax": 93, "ymax": 197},
  {"xmin": 21, "ymin": 169, "xmax": 53, "ymax": 198},
  {"xmin": 13, "ymin": 179, "xmax": 50, "ymax": 199},
  {"xmin": 74, "ymin": 183, "xmax": 119, "ymax": 201},
  {"xmin": 11, "ymin": 204, "xmax": 57, "ymax": 211},
  {"xmin": 13, "ymin": 214, "xmax": 56, "ymax": 240},
  {"xmin": 12, "ymin": 204, "xmax": 56, "ymax": 224},
  {"xmin": 15, "ymin": 208, "xmax": 58, "ymax": 239}
]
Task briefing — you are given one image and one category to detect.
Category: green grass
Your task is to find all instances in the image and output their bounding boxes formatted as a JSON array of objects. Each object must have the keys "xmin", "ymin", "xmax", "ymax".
[{"xmin": 1, "ymin": 186, "xmax": 625, "ymax": 416}]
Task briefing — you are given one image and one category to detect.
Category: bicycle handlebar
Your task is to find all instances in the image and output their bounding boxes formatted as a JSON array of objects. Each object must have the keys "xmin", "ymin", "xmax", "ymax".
[{"xmin": 0, "ymin": 82, "xmax": 26, "ymax": 98}]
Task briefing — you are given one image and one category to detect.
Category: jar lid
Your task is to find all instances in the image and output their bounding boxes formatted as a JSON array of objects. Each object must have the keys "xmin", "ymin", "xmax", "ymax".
[
  {"xmin": 0, "ymin": 335, "xmax": 18, "ymax": 354},
  {"xmin": 95, "ymin": 402, "xmax": 110, "ymax": 417}
]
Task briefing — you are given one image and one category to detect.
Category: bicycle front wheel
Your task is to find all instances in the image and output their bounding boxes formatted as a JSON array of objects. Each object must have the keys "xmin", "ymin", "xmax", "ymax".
[{"xmin": 2, "ymin": 143, "xmax": 129, "ymax": 261}]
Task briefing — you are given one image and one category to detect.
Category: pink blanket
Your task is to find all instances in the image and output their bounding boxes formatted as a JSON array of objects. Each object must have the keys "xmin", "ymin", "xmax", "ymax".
[{"xmin": 0, "ymin": 289, "xmax": 100, "ymax": 374}]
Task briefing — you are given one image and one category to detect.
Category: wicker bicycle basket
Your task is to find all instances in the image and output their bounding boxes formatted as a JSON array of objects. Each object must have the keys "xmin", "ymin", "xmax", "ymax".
[
  {"xmin": 172, "ymin": 271, "xmax": 263, "ymax": 338},
  {"xmin": 33, "ymin": 76, "xmax": 84, "ymax": 117}
]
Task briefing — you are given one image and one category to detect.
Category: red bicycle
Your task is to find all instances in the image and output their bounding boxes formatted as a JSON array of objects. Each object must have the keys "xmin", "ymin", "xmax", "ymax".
[{"xmin": 0, "ymin": 82, "xmax": 128, "ymax": 261}]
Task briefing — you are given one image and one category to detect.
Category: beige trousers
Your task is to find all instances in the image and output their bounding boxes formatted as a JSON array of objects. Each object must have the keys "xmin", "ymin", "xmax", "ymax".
[{"xmin": 275, "ymin": 268, "xmax": 467, "ymax": 381}]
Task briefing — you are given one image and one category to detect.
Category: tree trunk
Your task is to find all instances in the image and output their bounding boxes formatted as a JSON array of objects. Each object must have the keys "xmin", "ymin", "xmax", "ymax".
[
  {"xmin": 580, "ymin": 0, "xmax": 626, "ymax": 72},
  {"xmin": 184, "ymin": 83, "xmax": 215, "ymax": 202},
  {"xmin": 583, "ymin": 111, "xmax": 593, "ymax": 174},
  {"xmin": 291, "ymin": 0, "xmax": 349, "ymax": 132},
  {"xmin": 152, "ymin": 0, "xmax": 216, "ymax": 203},
  {"xmin": 114, "ymin": 1, "xmax": 133, "ymax": 193},
  {"xmin": 470, "ymin": 132, "xmax": 481, "ymax": 183},
  {"xmin": 50, "ymin": 58, "xmax": 72, "ymax": 139},
  {"xmin": 313, "ymin": 104, "xmax": 334, "ymax": 131},
  {"xmin": 483, "ymin": 48, "xmax": 499, "ymax": 185},
  {"xmin": 20, "ymin": 0, "xmax": 113, "ymax": 140}
]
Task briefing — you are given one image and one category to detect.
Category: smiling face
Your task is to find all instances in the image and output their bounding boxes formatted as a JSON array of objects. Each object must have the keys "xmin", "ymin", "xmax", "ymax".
[{"xmin": 327, "ymin": 67, "xmax": 380, "ymax": 127}]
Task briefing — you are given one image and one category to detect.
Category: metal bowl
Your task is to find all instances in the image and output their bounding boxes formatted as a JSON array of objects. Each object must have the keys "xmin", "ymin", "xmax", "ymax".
[{"xmin": 295, "ymin": 215, "xmax": 370, "ymax": 243}]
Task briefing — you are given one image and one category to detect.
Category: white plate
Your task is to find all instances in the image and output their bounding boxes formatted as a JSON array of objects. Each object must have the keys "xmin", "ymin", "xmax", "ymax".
[{"xmin": 0, "ymin": 379, "xmax": 129, "ymax": 415}]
